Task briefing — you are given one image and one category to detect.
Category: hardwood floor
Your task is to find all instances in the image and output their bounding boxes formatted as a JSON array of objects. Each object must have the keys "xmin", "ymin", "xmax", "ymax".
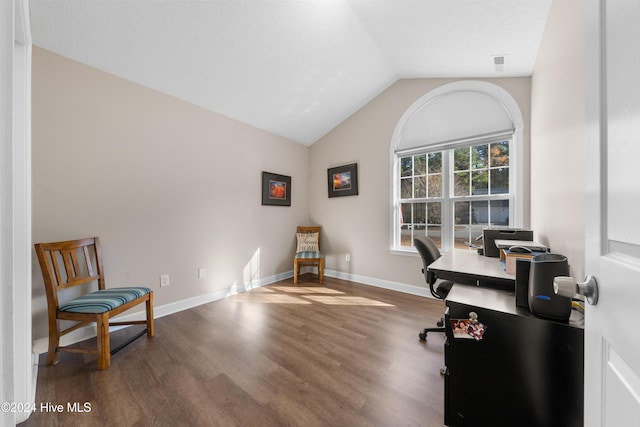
[{"xmin": 20, "ymin": 275, "xmax": 447, "ymax": 427}]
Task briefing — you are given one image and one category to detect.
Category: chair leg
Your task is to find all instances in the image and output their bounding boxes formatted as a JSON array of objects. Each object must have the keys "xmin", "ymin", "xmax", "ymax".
[
  {"xmin": 293, "ymin": 260, "xmax": 299, "ymax": 284},
  {"xmin": 319, "ymin": 259, "xmax": 324, "ymax": 283},
  {"xmin": 96, "ymin": 313, "xmax": 110, "ymax": 370},
  {"xmin": 146, "ymin": 293, "xmax": 155, "ymax": 337},
  {"xmin": 418, "ymin": 326, "xmax": 446, "ymax": 341},
  {"xmin": 46, "ymin": 320, "xmax": 60, "ymax": 366}
]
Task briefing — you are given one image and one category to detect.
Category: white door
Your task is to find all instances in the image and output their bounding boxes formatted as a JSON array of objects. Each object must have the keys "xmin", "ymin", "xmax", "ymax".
[{"xmin": 583, "ymin": 0, "xmax": 640, "ymax": 425}]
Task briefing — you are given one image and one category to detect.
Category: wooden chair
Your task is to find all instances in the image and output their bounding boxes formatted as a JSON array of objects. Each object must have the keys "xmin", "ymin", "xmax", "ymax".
[
  {"xmin": 293, "ymin": 226, "xmax": 325, "ymax": 284},
  {"xmin": 34, "ymin": 237, "xmax": 154, "ymax": 370}
]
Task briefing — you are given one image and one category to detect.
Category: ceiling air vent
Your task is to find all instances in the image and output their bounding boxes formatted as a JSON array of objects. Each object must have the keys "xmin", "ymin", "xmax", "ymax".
[{"xmin": 492, "ymin": 55, "xmax": 507, "ymax": 73}]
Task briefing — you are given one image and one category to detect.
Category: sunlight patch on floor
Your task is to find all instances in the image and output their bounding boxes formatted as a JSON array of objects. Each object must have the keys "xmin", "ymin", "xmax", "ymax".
[
  {"xmin": 233, "ymin": 285, "xmax": 395, "ymax": 307},
  {"xmin": 231, "ymin": 293, "xmax": 313, "ymax": 304},
  {"xmin": 302, "ymin": 295, "xmax": 394, "ymax": 306},
  {"xmin": 270, "ymin": 286, "xmax": 345, "ymax": 294}
]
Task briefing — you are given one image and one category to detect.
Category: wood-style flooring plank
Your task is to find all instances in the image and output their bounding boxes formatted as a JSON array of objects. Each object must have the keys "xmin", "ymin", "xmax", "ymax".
[{"xmin": 20, "ymin": 275, "xmax": 446, "ymax": 427}]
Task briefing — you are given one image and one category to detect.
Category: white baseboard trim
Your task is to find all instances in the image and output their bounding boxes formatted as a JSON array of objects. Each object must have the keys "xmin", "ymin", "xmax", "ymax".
[
  {"xmin": 152, "ymin": 270, "xmax": 291, "ymax": 319},
  {"xmin": 324, "ymin": 269, "xmax": 432, "ymax": 298},
  {"xmin": 15, "ymin": 356, "xmax": 39, "ymax": 424},
  {"xmin": 32, "ymin": 269, "xmax": 429, "ymax": 355}
]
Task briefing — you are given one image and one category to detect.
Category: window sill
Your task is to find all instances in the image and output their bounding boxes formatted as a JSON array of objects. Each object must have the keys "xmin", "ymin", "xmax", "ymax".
[{"xmin": 389, "ymin": 248, "xmax": 419, "ymax": 257}]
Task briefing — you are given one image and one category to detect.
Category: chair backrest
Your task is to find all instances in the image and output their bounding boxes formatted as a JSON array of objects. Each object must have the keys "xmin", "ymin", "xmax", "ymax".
[
  {"xmin": 34, "ymin": 237, "xmax": 105, "ymax": 313},
  {"xmin": 296, "ymin": 226, "xmax": 321, "ymax": 252},
  {"xmin": 413, "ymin": 236, "xmax": 442, "ymax": 288}
]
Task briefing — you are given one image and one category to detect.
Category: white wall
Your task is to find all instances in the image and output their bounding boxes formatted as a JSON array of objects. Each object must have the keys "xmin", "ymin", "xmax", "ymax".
[
  {"xmin": 530, "ymin": 0, "xmax": 584, "ymax": 278},
  {"xmin": 31, "ymin": 47, "xmax": 310, "ymax": 342},
  {"xmin": 3, "ymin": 0, "xmax": 34, "ymax": 424},
  {"xmin": 308, "ymin": 77, "xmax": 531, "ymax": 289}
]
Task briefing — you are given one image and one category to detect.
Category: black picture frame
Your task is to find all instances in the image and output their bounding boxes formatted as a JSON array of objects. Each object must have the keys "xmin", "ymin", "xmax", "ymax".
[
  {"xmin": 327, "ymin": 163, "xmax": 358, "ymax": 198},
  {"xmin": 262, "ymin": 171, "xmax": 291, "ymax": 206}
]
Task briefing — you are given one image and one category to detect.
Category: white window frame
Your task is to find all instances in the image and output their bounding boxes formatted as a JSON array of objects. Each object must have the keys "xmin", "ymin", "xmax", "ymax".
[
  {"xmin": 389, "ymin": 81, "xmax": 524, "ymax": 255},
  {"xmin": 396, "ymin": 138, "xmax": 514, "ymax": 251}
]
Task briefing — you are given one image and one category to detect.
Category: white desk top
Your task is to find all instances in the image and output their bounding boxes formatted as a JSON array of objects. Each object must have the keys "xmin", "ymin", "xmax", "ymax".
[
  {"xmin": 446, "ymin": 283, "xmax": 517, "ymax": 314},
  {"xmin": 428, "ymin": 249, "xmax": 514, "ymax": 284}
]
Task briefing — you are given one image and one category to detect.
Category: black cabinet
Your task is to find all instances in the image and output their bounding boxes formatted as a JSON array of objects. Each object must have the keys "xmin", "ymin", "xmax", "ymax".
[{"xmin": 444, "ymin": 285, "xmax": 584, "ymax": 427}]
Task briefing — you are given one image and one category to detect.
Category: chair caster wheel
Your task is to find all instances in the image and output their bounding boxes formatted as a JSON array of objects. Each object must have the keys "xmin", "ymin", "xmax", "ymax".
[{"xmin": 419, "ymin": 332, "xmax": 427, "ymax": 341}]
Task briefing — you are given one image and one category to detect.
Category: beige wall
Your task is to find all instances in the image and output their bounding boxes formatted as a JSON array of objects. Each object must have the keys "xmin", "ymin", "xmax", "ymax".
[
  {"xmin": 531, "ymin": 0, "xmax": 584, "ymax": 278},
  {"xmin": 31, "ymin": 0, "xmax": 584, "ymax": 341},
  {"xmin": 31, "ymin": 47, "xmax": 310, "ymax": 341},
  {"xmin": 308, "ymin": 77, "xmax": 532, "ymax": 289}
]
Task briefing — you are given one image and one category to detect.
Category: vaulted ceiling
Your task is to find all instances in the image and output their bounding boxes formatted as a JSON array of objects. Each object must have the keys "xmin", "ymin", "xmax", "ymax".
[{"xmin": 29, "ymin": 0, "xmax": 552, "ymax": 146}]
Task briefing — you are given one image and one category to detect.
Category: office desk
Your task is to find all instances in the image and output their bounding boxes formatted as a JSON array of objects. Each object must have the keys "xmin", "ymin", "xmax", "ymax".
[
  {"xmin": 428, "ymin": 249, "xmax": 515, "ymax": 288},
  {"xmin": 443, "ymin": 284, "xmax": 584, "ymax": 427}
]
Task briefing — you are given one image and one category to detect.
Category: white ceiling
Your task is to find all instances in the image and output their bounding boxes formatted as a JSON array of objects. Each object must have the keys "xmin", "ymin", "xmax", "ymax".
[{"xmin": 29, "ymin": 0, "xmax": 552, "ymax": 146}]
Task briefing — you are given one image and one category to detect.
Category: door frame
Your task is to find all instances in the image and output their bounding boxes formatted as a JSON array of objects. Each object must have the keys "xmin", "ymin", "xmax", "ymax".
[
  {"xmin": 1, "ymin": 0, "xmax": 34, "ymax": 424},
  {"xmin": 583, "ymin": 1, "xmax": 605, "ymax": 423}
]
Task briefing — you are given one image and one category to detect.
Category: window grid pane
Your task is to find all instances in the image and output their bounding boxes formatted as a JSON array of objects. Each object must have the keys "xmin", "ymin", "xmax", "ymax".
[
  {"xmin": 401, "ymin": 157, "xmax": 413, "ymax": 177},
  {"xmin": 414, "ymin": 203, "xmax": 426, "ymax": 224},
  {"xmin": 414, "ymin": 154, "xmax": 427, "ymax": 175},
  {"xmin": 471, "ymin": 200, "xmax": 489, "ymax": 225},
  {"xmin": 414, "ymin": 176, "xmax": 427, "ymax": 198},
  {"xmin": 428, "ymin": 152, "xmax": 442, "ymax": 173},
  {"xmin": 399, "ymin": 201, "xmax": 444, "ymax": 247},
  {"xmin": 400, "ymin": 153, "xmax": 444, "ymax": 201},
  {"xmin": 427, "ymin": 202, "xmax": 442, "ymax": 225},
  {"xmin": 490, "ymin": 199, "xmax": 510, "ymax": 225},
  {"xmin": 454, "ymin": 147, "xmax": 470, "ymax": 171},
  {"xmin": 490, "ymin": 168, "xmax": 509, "ymax": 194},
  {"xmin": 472, "ymin": 144, "xmax": 489, "ymax": 169},
  {"xmin": 396, "ymin": 139, "xmax": 512, "ymax": 251},
  {"xmin": 400, "ymin": 203, "xmax": 412, "ymax": 247},
  {"xmin": 472, "ymin": 170, "xmax": 488, "ymax": 195},
  {"xmin": 427, "ymin": 152, "xmax": 443, "ymax": 198},
  {"xmin": 428, "ymin": 174, "xmax": 442, "ymax": 198},
  {"xmin": 454, "ymin": 172, "xmax": 469, "ymax": 196},
  {"xmin": 401, "ymin": 178, "xmax": 412, "ymax": 199},
  {"xmin": 490, "ymin": 142, "xmax": 509, "ymax": 167}
]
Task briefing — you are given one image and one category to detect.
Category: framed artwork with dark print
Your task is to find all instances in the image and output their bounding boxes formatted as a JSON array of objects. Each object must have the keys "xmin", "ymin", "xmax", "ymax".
[
  {"xmin": 262, "ymin": 171, "xmax": 291, "ymax": 206},
  {"xmin": 328, "ymin": 163, "xmax": 358, "ymax": 198}
]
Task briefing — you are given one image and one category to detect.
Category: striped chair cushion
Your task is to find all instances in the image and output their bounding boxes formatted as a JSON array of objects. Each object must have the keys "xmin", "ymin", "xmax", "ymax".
[
  {"xmin": 294, "ymin": 251, "xmax": 324, "ymax": 259},
  {"xmin": 59, "ymin": 287, "xmax": 151, "ymax": 314}
]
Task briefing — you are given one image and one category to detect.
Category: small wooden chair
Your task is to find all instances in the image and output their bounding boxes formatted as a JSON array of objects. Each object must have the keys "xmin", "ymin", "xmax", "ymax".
[
  {"xmin": 34, "ymin": 237, "xmax": 154, "ymax": 370},
  {"xmin": 293, "ymin": 226, "xmax": 325, "ymax": 284}
]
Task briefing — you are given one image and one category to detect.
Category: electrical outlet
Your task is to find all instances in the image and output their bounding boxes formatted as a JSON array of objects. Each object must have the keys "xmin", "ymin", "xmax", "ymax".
[
  {"xmin": 198, "ymin": 268, "xmax": 207, "ymax": 279},
  {"xmin": 160, "ymin": 274, "xmax": 170, "ymax": 287},
  {"xmin": 345, "ymin": 253, "xmax": 351, "ymax": 262}
]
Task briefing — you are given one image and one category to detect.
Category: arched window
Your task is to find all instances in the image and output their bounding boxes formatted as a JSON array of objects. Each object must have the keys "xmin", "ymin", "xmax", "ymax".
[{"xmin": 390, "ymin": 81, "xmax": 524, "ymax": 253}]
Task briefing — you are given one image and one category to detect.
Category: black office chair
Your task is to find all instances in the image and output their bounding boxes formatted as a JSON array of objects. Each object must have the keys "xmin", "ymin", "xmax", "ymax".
[{"xmin": 414, "ymin": 236, "xmax": 454, "ymax": 341}]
